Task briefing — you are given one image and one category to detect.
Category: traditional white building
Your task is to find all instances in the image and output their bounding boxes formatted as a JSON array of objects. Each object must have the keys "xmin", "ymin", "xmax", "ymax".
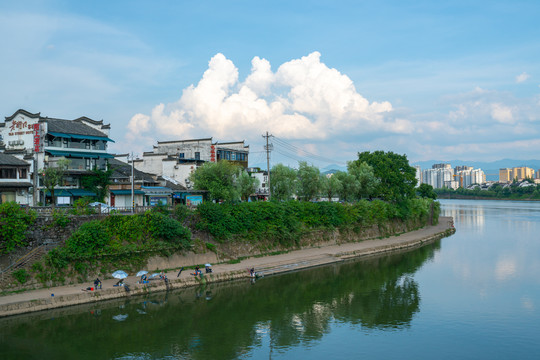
[
  {"xmin": 0, "ymin": 109, "xmax": 114, "ymax": 205},
  {"xmin": 130, "ymin": 138, "xmax": 249, "ymax": 188}
]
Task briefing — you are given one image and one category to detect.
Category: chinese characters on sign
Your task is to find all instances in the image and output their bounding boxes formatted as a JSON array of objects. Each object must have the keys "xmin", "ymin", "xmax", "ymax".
[
  {"xmin": 33, "ymin": 123, "xmax": 41, "ymax": 152},
  {"xmin": 210, "ymin": 145, "xmax": 216, "ymax": 162},
  {"xmin": 8, "ymin": 120, "xmax": 35, "ymax": 136}
]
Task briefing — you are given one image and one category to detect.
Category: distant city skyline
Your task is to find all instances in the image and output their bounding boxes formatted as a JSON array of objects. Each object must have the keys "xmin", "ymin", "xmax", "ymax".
[{"xmin": 1, "ymin": 1, "xmax": 540, "ymax": 167}]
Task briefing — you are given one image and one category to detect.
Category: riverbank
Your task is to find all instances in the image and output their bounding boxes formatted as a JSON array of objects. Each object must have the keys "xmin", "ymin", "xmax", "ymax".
[{"xmin": 0, "ymin": 217, "xmax": 454, "ymax": 318}]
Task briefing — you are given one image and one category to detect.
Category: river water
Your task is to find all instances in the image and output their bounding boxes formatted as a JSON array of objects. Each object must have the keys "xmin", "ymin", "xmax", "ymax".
[{"xmin": 1, "ymin": 199, "xmax": 539, "ymax": 359}]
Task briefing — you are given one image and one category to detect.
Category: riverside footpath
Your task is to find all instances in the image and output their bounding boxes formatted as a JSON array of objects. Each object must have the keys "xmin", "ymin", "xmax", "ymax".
[{"xmin": 0, "ymin": 217, "xmax": 454, "ymax": 318}]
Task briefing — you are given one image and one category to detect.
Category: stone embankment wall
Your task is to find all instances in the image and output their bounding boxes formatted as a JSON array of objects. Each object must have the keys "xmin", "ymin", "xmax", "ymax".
[
  {"xmin": 0, "ymin": 219, "xmax": 456, "ymax": 318},
  {"xmin": 0, "ymin": 215, "xmax": 102, "ymax": 272},
  {"xmin": 1, "ymin": 215, "xmax": 428, "ymax": 292}
]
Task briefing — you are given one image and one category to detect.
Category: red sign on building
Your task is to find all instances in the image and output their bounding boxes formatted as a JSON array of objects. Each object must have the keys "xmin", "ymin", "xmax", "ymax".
[
  {"xmin": 33, "ymin": 123, "xmax": 41, "ymax": 152},
  {"xmin": 210, "ymin": 145, "xmax": 216, "ymax": 162}
]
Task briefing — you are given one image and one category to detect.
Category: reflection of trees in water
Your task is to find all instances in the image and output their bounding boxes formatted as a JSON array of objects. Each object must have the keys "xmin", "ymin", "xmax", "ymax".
[{"xmin": 0, "ymin": 242, "xmax": 439, "ymax": 360}]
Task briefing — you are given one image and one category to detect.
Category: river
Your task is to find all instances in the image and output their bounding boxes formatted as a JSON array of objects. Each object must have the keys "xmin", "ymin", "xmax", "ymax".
[{"xmin": 1, "ymin": 199, "xmax": 539, "ymax": 359}]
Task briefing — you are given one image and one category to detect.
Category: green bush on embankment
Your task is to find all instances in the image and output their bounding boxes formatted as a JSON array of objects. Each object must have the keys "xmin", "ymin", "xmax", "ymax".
[
  {"xmin": 0, "ymin": 202, "xmax": 37, "ymax": 255},
  {"xmin": 34, "ymin": 211, "xmax": 191, "ymax": 285},
  {"xmin": 196, "ymin": 198, "xmax": 439, "ymax": 245}
]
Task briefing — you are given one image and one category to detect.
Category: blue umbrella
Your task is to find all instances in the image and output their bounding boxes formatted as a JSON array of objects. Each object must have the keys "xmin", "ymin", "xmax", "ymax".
[
  {"xmin": 136, "ymin": 270, "xmax": 148, "ymax": 277},
  {"xmin": 112, "ymin": 270, "xmax": 128, "ymax": 279}
]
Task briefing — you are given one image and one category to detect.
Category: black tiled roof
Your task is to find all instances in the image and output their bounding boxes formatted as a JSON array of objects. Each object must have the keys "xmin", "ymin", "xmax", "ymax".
[
  {"xmin": 108, "ymin": 158, "xmax": 157, "ymax": 183},
  {"xmin": 46, "ymin": 118, "xmax": 109, "ymax": 138},
  {"xmin": 0, "ymin": 153, "xmax": 30, "ymax": 166}
]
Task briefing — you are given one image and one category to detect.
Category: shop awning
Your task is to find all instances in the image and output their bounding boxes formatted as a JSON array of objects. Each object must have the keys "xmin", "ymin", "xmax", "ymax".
[
  {"xmin": 141, "ymin": 186, "xmax": 172, "ymax": 195},
  {"xmin": 44, "ymin": 189, "xmax": 72, "ymax": 197},
  {"xmin": 68, "ymin": 189, "xmax": 96, "ymax": 197},
  {"xmin": 110, "ymin": 189, "xmax": 145, "ymax": 195},
  {"xmin": 46, "ymin": 149, "xmax": 114, "ymax": 159},
  {"xmin": 48, "ymin": 131, "xmax": 115, "ymax": 143}
]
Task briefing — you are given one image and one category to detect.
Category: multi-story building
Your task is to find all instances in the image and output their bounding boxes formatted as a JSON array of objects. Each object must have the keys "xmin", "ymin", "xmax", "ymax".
[
  {"xmin": 458, "ymin": 168, "xmax": 486, "ymax": 188},
  {"xmin": 0, "ymin": 153, "xmax": 32, "ymax": 204},
  {"xmin": 514, "ymin": 167, "xmax": 534, "ymax": 181},
  {"xmin": 432, "ymin": 163, "xmax": 452, "ymax": 170},
  {"xmin": 499, "ymin": 168, "xmax": 512, "ymax": 183},
  {"xmin": 499, "ymin": 167, "xmax": 535, "ymax": 183},
  {"xmin": 247, "ymin": 167, "xmax": 269, "ymax": 200},
  {"xmin": 422, "ymin": 167, "xmax": 454, "ymax": 189},
  {"xmin": 414, "ymin": 165, "xmax": 422, "ymax": 187},
  {"xmin": 419, "ymin": 164, "xmax": 484, "ymax": 189},
  {"xmin": 455, "ymin": 165, "xmax": 473, "ymax": 173},
  {"xmin": 0, "ymin": 109, "xmax": 114, "ymax": 205},
  {"xmin": 131, "ymin": 138, "xmax": 249, "ymax": 188}
]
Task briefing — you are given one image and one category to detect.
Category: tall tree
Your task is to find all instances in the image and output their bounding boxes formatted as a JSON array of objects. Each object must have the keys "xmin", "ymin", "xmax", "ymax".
[
  {"xmin": 235, "ymin": 170, "xmax": 260, "ymax": 201},
  {"xmin": 40, "ymin": 158, "xmax": 70, "ymax": 209},
  {"xmin": 296, "ymin": 161, "xmax": 321, "ymax": 201},
  {"xmin": 190, "ymin": 161, "xmax": 240, "ymax": 202},
  {"xmin": 347, "ymin": 160, "xmax": 379, "ymax": 199},
  {"xmin": 354, "ymin": 151, "xmax": 417, "ymax": 202},
  {"xmin": 270, "ymin": 164, "xmax": 297, "ymax": 201},
  {"xmin": 417, "ymin": 183, "xmax": 437, "ymax": 199},
  {"xmin": 320, "ymin": 174, "xmax": 343, "ymax": 201},
  {"xmin": 334, "ymin": 171, "xmax": 359, "ymax": 202},
  {"xmin": 80, "ymin": 166, "xmax": 113, "ymax": 202}
]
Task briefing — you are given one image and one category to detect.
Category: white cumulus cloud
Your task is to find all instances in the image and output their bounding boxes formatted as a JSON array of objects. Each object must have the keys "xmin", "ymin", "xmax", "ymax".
[
  {"xmin": 127, "ymin": 52, "xmax": 396, "ymax": 146},
  {"xmin": 515, "ymin": 72, "xmax": 530, "ymax": 83}
]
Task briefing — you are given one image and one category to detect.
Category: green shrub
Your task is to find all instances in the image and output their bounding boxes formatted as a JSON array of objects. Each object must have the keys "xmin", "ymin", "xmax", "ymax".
[
  {"xmin": 53, "ymin": 210, "xmax": 70, "ymax": 228},
  {"xmin": 70, "ymin": 197, "xmax": 96, "ymax": 215},
  {"xmin": 174, "ymin": 203, "xmax": 190, "ymax": 221},
  {"xmin": 196, "ymin": 199, "xmax": 436, "ymax": 245},
  {"xmin": 65, "ymin": 220, "xmax": 110, "ymax": 257},
  {"xmin": 151, "ymin": 203, "xmax": 170, "ymax": 215},
  {"xmin": 0, "ymin": 202, "xmax": 37, "ymax": 254},
  {"xmin": 12, "ymin": 269, "xmax": 30, "ymax": 284}
]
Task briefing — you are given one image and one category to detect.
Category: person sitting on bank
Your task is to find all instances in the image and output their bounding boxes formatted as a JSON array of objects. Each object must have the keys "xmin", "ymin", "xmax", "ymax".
[
  {"xmin": 94, "ymin": 278, "xmax": 102, "ymax": 289},
  {"xmin": 114, "ymin": 279, "xmax": 124, "ymax": 287}
]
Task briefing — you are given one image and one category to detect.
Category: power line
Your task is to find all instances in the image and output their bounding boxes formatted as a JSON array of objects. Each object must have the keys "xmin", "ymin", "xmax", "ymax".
[{"xmin": 272, "ymin": 136, "xmax": 346, "ymax": 165}]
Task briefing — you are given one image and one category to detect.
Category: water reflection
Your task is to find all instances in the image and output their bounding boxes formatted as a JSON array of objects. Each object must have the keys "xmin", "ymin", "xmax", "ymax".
[{"xmin": 0, "ymin": 243, "xmax": 440, "ymax": 360}]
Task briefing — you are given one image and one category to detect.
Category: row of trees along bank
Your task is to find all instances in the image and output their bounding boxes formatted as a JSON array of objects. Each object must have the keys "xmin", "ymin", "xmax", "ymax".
[{"xmin": 190, "ymin": 151, "xmax": 424, "ymax": 203}]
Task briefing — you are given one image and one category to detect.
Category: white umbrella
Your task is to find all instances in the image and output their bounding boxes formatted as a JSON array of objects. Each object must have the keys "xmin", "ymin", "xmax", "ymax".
[
  {"xmin": 150, "ymin": 273, "xmax": 160, "ymax": 278},
  {"xmin": 112, "ymin": 270, "xmax": 128, "ymax": 279},
  {"xmin": 205, "ymin": 263, "xmax": 212, "ymax": 267},
  {"xmin": 136, "ymin": 270, "xmax": 148, "ymax": 277},
  {"xmin": 112, "ymin": 314, "xmax": 128, "ymax": 321}
]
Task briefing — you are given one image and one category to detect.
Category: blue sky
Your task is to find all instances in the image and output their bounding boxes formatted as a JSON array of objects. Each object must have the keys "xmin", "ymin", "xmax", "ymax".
[{"xmin": 1, "ymin": 0, "xmax": 539, "ymax": 168}]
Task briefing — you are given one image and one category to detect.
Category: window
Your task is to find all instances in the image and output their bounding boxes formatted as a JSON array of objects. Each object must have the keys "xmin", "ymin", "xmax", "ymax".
[
  {"xmin": 63, "ymin": 138, "xmax": 69, "ymax": 148},
  {"xmin": 85, "ymin": 158, "xmax": 90, "ymax": 169},
  {"xmin": 0, "ymin": 168, "xmax": 17, "ymax": 179},
  {"xmin": 85, "ymin": 141, "xmax": 90, "ymax": 149},
  {"xmin": 195, "ymin": 152, "xmax": 200, "ymax": 160},
  {"xmin": 19, "ymin": 168, "xmax": 27, "ymax": 179},
  {"xmin": 179, "ymin": 153, "xmax": 185, "ymax": 159}
]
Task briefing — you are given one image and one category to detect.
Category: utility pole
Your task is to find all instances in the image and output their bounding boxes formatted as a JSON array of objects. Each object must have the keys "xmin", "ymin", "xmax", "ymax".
[
  {"xmin": 130, "ymin": 153, "xmax": 135, "ymax": 214},
  {"xmin": 262, "ymin": 132, "xmax": 273, "ymax": 201}
]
